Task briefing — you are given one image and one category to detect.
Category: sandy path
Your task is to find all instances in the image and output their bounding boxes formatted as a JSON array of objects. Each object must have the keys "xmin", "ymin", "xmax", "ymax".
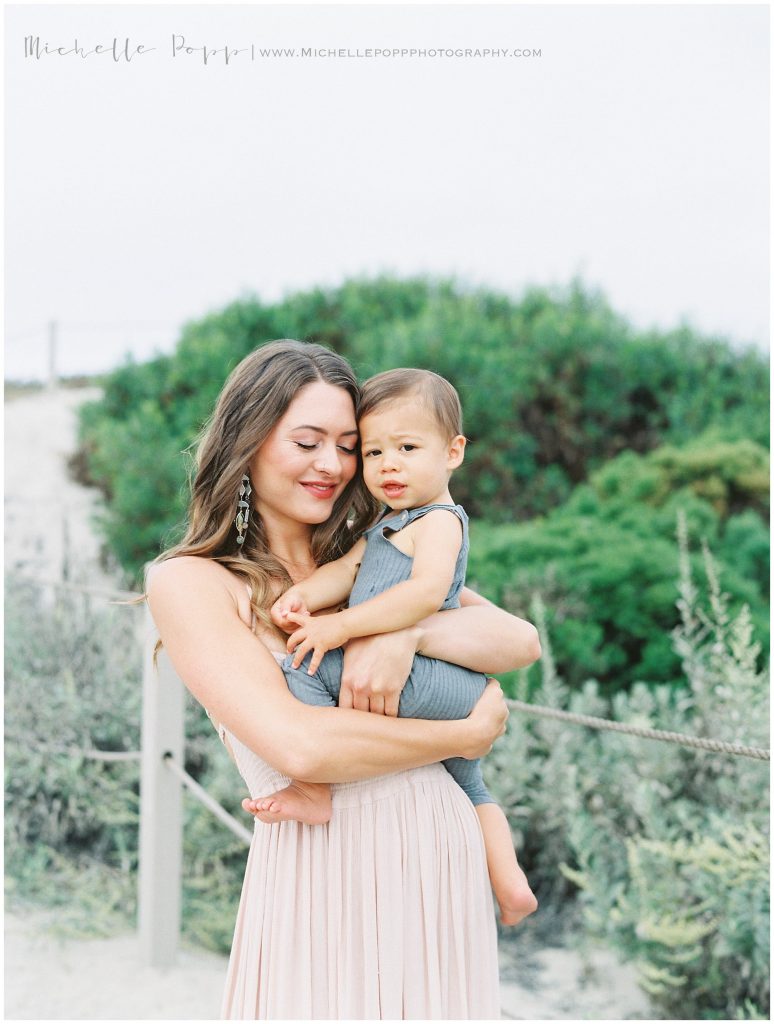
[
  {"xmin": 5, "ymin": 911, "xmax": 227, "ymax": 1020},
  {"xmin": 3, "ymin": 387, "xmax": 654, "ymax": 1021},
  {"xmin": 5, "ymin": 386, "xmax": 115, "ymax": 587},
  {"xmin": 5, "ymin": 909, "xmax": 651, "ymax": 1021}
]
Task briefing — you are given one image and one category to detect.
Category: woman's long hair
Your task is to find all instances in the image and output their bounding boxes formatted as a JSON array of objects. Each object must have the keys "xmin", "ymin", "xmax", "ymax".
[{"xmin": 148, "ymin": 339, "xmax": 379, "ymax": 631}]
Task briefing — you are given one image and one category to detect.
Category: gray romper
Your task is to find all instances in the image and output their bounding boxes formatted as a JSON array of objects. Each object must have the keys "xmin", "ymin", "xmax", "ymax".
[{"xmin": 283, "ymin": 502, "xmax": 493, "ymax": 806}]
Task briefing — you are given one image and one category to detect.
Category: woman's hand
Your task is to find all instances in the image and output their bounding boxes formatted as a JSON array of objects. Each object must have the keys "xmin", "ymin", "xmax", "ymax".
[
  {"xmin": 340, "ymin": 627, "xmax": 420, "ymax": 716},
  {"xmin": 463, "ymin": 679, "xmax": 509, "ymax": 759}
]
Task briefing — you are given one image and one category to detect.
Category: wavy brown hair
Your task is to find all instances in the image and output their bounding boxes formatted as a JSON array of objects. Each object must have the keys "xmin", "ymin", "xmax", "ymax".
[{"xmin": 147, "ymin": 339, "xmax": 379, "ymax": 633}]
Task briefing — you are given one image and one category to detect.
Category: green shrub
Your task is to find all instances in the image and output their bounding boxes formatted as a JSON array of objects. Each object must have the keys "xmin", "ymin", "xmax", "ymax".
[
  {"xmin": 4, "ymin": 576, "xmax": 143, "ymax": 932},
  {"xmin": 484, "ymin": 514, "xmax": 769, "ymax": 1019},
  {"xmin": 468, "ymin": 439, "xmax": 769, "ymax": 692},
  {"xmin": 77, "ymin": 277, "xmax": 769, "ymax": 586},
  {"xmin": 3, "ymin": 576, "xmax": 251, "ymax": 952}
]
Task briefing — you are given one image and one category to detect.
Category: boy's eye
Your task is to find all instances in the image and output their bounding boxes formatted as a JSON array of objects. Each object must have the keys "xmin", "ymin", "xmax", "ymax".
[
  {"xmin": 401, "ymin": 444, "xmax": 417, "ymax": 452},
  {"xmin": 363, "ymin": 449, "xmax": 381, "ymax": 458}
]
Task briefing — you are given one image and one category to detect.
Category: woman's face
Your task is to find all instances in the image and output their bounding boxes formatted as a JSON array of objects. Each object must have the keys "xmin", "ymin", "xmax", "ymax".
[{"xmin": 249, "ymin": 380, "xmax": 359, "ymax": 531}]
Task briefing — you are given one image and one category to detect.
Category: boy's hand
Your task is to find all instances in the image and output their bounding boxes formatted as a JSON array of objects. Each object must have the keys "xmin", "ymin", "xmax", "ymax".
[
  {"xmin": 287, "ymin": 613, "xmax": 350, "ymax": 675},
  {"xmin": 271, "ymin": 590, "xmax": 310, "ymax": 633}
]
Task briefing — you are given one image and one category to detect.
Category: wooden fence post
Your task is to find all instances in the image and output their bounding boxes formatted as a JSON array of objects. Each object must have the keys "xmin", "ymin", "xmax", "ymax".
[{"xmin": 138, "ymin": 602, "xmax": 185, "ymax": 967}]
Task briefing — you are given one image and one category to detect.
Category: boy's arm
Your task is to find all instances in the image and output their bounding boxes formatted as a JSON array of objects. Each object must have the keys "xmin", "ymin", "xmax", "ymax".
[
  {"xmin": 272, "ymin": 538, "xmax": 366, "ymax": 624},
  {"xmin": 340, "ymin": 510, "xmax": 461, "ymax": 635},
  {"xmin": 287, "ymin": 510, "xmax": 462, "ymax": 671}
]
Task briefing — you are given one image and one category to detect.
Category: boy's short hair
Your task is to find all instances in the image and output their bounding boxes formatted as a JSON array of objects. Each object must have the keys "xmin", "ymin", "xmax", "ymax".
[{"xmin": 359, "ymin": 368, "xmax": 463, "ymax": 440}]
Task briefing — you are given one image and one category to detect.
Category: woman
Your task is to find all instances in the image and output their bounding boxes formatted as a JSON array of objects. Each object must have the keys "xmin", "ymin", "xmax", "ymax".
[{"xmin": 146, "ymin": 340, "xmax": 541, "ymax": 1019}]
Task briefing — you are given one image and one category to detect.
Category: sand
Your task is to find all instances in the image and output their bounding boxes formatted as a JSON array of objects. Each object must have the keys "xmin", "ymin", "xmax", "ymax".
[
  {"xmin": 3, "ymin": 387, "xmax": 655, "ymax": 1021},
  {"xmin": 4, "ymin": 907, "xmax": 653, "ymax": 1021},
  {"xmin": 5, "ymin": 385, "xmax": 115, "ymax": 588},
  {"xmin": 5, "ymin": 911, "xmax": 226, "ymax": 1020}
]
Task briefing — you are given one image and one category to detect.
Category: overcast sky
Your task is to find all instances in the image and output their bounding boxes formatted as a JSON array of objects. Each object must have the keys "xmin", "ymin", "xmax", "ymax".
[{"xmin": 5, "ymin": 3, "xmax": 769, "ymax": 380}]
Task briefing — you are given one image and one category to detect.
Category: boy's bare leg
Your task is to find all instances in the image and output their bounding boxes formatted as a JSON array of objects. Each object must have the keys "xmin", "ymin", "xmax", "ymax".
[
  {"xmin": 476, "ymin": 802, "xmax": 538, "ymax": 926},
  {"xmin": 243, "ymin": 781, "xmax": 332, "ymax": 826}
]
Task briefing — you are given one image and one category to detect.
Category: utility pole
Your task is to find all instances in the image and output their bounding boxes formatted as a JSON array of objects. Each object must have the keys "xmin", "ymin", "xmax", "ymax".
[{"xmin": 47, "ymin": 320, "xmax": 58, "ymax": 390}]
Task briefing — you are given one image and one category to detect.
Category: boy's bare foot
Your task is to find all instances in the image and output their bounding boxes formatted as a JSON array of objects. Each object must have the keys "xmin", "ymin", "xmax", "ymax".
[
  {"xmin": 496, "ymin": 868, "xmax": 539, "ymax": 926},
  {"xmin": 242, "ymin": 781, "xmax": 332, "ymax": 826},
  {"xmin": 475, "ymin": 802, "xmax": 539, "ymax": 927}
]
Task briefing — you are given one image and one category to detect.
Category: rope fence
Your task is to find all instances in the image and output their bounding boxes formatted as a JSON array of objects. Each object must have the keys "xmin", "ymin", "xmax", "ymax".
[
  {"xmin": 35, "ymin": 743, "xmax": 142, "ymax": 763},
  {"xmin": 163, "ymin": 754, "xmax": 253, "ymax": 845},
  {"xmin": 11, "ymin": 574, "xmax": 140, "ymax": 602},
  {"xmin": 505, "ymin": 700, "xmax": 770, "ymax": 762},
  {"xmin": 51, "ymin": 710, "xmax": 770, "ymax": 767}
]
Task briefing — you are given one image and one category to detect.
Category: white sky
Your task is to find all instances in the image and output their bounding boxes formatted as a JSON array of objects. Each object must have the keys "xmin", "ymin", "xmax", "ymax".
[{"xmin": 4, "ymin": 3, "xmax": 770, "ymax": 380}]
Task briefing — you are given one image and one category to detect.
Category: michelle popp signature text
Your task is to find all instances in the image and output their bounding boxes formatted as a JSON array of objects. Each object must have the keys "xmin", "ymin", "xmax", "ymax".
[{"xmin": 24, "ymin": 35, "xmax": 267, "ymax": 65}]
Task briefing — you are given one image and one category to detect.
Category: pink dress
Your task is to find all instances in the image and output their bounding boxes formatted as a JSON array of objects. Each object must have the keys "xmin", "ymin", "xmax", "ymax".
[{"xmin": 218, "ymin": 652, "xmax": 500, "ymax": 1020}]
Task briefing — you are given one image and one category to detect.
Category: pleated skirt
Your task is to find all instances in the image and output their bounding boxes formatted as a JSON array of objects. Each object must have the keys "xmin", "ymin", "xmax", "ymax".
[{"xmin": 220, "ymin": 736, "xmax": 500, "ymax": 1020}]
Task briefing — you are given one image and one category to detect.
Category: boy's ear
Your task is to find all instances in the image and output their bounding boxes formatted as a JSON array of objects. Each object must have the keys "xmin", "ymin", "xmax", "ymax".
[{"xmin": 447, "ymin": 434, "xmax": 466, "ymax": 470}]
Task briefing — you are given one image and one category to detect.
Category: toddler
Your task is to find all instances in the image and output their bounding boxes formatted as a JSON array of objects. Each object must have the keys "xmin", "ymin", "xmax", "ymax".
[{"xmin": 252, "ymin": 368, "xmax": 537, "ymax": 926}]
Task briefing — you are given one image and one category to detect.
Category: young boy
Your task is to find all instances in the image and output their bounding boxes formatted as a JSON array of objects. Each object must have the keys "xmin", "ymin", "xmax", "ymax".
[{"xmin": 252, "ymin": 368, "xmax": 537, "ymax": 927}]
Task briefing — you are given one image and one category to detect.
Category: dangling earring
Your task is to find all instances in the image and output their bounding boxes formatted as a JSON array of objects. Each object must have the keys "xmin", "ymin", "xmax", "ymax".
[{"xmin": 235, "ymin": 473, "xmax": 252, "ymax": 546}]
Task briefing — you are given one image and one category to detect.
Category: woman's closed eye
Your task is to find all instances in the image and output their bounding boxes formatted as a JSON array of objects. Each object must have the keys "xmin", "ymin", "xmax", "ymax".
[{"xmin": 295, "ymin": 441, "xmax": 357, "ymax": 455}]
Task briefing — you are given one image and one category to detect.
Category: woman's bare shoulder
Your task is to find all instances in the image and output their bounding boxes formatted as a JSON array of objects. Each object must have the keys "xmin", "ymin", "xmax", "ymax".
[
  {"xmin": 147, "ymin": 555, "xmax": 235, "ymax": 592},
  {"xmin": 145, "ymin": 555, "xmax": 247, "ymax": 620}
]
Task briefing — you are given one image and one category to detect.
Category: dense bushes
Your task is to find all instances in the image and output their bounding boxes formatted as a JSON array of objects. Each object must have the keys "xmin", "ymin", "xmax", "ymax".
[
  {"xmin": 76, "ymin": 277, "xmax": 769, "ymax": 586},
  {"xmin": 3, "ymin": 576, "xmax": 246, "ymax": 949},
  {"xmin": 468, "ymin": 437, "xmax": 769, "ymax": 692},
  {"xmin": 4, "ymin": 578, "xmax": 142, "ymax": 932},
  {"xmin": 484, "ymin": 520, "xmax": 769, "ymax": 1019}
]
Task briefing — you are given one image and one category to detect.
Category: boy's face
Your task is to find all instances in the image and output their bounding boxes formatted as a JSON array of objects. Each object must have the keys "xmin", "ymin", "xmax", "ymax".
[{"xmin": 358, "ymin": 399, "xmax": 465, "ymax": 510}]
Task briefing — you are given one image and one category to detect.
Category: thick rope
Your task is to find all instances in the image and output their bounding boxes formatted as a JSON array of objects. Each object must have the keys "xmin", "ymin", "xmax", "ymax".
[
  {"xmin": 163, "ymin": 754, "xmax": 253, "ymax": 845},
  {"xmin": 9, "ymin": 574, "xmax": 140, "ymax": 601},
  {"xmin": 507, "ymin": 699, "xmax": 769, "ymax": 762},
  {"xmin": 32, "ymin": 743, "xmax": 141, "ymax": 762}
]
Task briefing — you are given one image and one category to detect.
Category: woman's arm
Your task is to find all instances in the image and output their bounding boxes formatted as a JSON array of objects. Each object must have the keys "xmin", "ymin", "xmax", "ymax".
[
  {"xmin": 146, "ymin": 557, "xmax": 507, "ymax": 782},
  {"xmin": 418, "ymin": 587, "xmax": 542, "ymax": 674},
  {"xmin": 339, "ymin": 589, "xmax": 540, "ymax": 715}
]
